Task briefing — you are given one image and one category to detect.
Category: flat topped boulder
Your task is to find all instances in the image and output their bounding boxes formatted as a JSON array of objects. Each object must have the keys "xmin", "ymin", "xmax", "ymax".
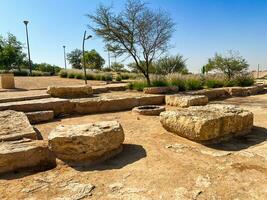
[
  {"xmin": 47, "ymin": 85, "xmax": 93, "ymax": 98},
  {"xmin": 165, "ymin": 94, "xmax": 208, "ymax": 107},
  {"xmin": 160, "ymin": 104, "xmax": 253, "ymax": 142},
  {"xmin": 48, "ymin": 121, "xmax": 124, "ymax": 164},
  {"xmin": 0, "ymin": 110, "xmax": 37, "ymax": 141},
  {"xmin": 0, "ymin": 139, "xmax": 56, "ymax": 174}
]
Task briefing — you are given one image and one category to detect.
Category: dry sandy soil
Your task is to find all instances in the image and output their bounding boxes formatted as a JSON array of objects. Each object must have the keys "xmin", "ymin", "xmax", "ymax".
[
  {"xmin": 0, "ymin": 93, "xmax": 267, "ymax": 200},
  {"xmin": 0, "ymin": 76, "xmax": 106, "ymax": 91}
]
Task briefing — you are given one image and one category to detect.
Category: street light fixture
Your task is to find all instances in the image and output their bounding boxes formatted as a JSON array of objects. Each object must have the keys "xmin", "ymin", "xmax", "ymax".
[
  {"xmin": 82, "ymin": 30, "xmax": 92, "ymax": 85},
  {"xmin": 63, "ymin": 45, "xmax": 67, "ymax": 69},
  {"xmin": 23, "ymin": 20, "xmax": 32, "ymax": 76}
]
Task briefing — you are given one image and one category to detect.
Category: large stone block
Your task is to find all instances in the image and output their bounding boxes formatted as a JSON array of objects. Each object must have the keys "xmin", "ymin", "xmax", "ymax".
[
  {"xmin": 189, "ymin": 88, "xmax": 228, "ymax": 100},
  {"xmin": 0, "ymin": 139, "xmax": 56, "ymax": 174},
  {"xmin": 160, "ymin": 104, "xmax": 253, "ymax": 142},
  {"xmin": 165, "ymin": 94, "xmax": 208, "ymax": 107},
  {"xmin": 48, "ymin": 121, "xmax": 124, "ymax": 164},
  {"xmin": 0, "ymin": 98, "xmax": 74, "ymax": 116},
  {"xmin": 0, "ymin": 110, "xmax": 37, "ymax": 141},
  {"xmin": 1, "ymin": 73, "xmax": 15, "ymax": 89},
  {"xmin": 26, "ymin": 110, "xmax": 54, "ymax": 124},
  {"xmin": 47, "ymin": 85, "xmax": 93, "ymax": 98}
]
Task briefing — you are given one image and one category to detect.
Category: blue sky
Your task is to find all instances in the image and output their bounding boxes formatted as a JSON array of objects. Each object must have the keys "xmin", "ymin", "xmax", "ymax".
[{"xmin": 1, "ymin": 0, "xmax": 267, "ymax": 72}]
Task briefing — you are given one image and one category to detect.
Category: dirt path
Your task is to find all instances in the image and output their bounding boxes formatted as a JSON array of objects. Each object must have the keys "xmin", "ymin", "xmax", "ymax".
[{"xmin": 0, "ymin": 94, "xmax": 267, "ymax": 199}]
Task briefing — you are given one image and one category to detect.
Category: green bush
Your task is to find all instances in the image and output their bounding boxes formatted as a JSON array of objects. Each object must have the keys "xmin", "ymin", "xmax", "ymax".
[
  {"xmin": 234, "ymin": 75, "xmax": 254, "ymax": 87},
  {"xmin": 205, "ymin": 79, "xmax": 224, "ymax": 88},
  {"xmin": 59, "ymin": 70, "xmax": 68, "ymax": 78},
  {"xmin": 223, "ymin": 80, "xmax": 236, "ymax": 87},
  {"xmin": 67, "ymin": 72, "xmax": 75, "ymax": 78},
  {"xmin": 151, "ymin": 77, "xmax": 168, "ymax": 87},
  {"xmin": 105, "ymin": 74, "xmax": 113, "ymax": 81},
  {"xmin": 86, "ymin": 73, "xmax": 94, "ymax": 80},
  {"xmin": 128, "ymin": 80, "xmax": 148, "ymax": 91},
  {"xmin": 12, "ymin": 70, "xmax": 28, "ymax": 76},
  {"xmin": 185, "ymin": 79, "xmax": 203, "ymax": 90},
  {"xmin": 75, "ymin": 73, "xmax": 83, "ymax": 79},
  {"xmin": 121, "ymin": 74, "xmax": 130, "ymax": 80},
  {"xmin": 116, "ymin": 76, "xmax": 122, "ymax": 81}
]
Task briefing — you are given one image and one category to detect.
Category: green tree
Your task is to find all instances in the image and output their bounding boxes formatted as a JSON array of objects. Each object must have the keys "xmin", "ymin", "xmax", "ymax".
[
  {"xmin": 155, "ymin": 54, "xmax": 188, "ymax": 75},
  {"xmin": 83, "ymin": 49, "xmax": 105, "ymax": 70},
  {"xmin": 0, "ymin": 33, "xmax": 26, "ymax": 71},
  {"xmin": 204, "ymin": 51, "xmax": 249, "ymax": 80},
  {"xmin": 111, "ymin": 62, "xmax": 124, "ymax": 72},
  {"xmin": 88, "ymin": 0, "xmax": 175, "ymax": 85},
  {"xmin": 67, "ymin": 49, "xmax": 82, "ymax": 69}
]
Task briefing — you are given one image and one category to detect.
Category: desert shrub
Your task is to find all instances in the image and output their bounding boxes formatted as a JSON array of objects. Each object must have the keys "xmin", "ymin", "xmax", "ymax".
[
  {"xmin": 105, "ymin": 74, "xmax": 113, "ymax": 81},
  {"xmin": 234, "ymin": 74, "xmax": 254, "ymax": 87},
  {"xmin": 67, "ymin": 72, "xmax": 75, "ymax": 78},
  {"xmin": 59, "ymin": 70, "xmax": 68, "ymax": 78},
  {"xmin": 86, "ymin": 73, "xmax": 94, "ymax": 80},
  {"xmin": 151, "ymin": 76, "xmax": 168, "ymax": 87},
  {"xmin": 128, "ymin": 79, "xmax": 148, "ymax": 91},
  {"xmin": 223, "ymin": 79, "xmax": 236, "ymax": 87},
  {"xmin": 205, "ymin": 79, "xmax": 224, "ymax": 88},
  {"xmin": 116, "ymin": 76, "xmax": 122, "ymax": 81},
  {"xmin": 75, "ymin": 73, "xmax": 83, "ymax": 79},
  {"xmin": 185, "ymin": 78, "xmax": 203, "ymax": 90},
  {"xmin": 12, "ymin": 69, "xmax": 28, "ymax": 76},
  {"xmin": 120, "ymin": 73, "xmax": 130, "ymax": 80},
  {"xmin": 166, "ymin": 74, "xmax": 186, "ymax": 91}
]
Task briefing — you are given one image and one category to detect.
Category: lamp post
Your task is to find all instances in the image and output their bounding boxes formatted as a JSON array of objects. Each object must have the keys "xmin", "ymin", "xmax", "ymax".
[
  {"xmin": 63, "ymin": 45, "xmax": 67, "ymax": 69},
  {"xmin": 23, "ymin": 20, "xmax": 32, "ymax": 76},
  {"xmin": 82, "ymin": 30, "xmax": 92, "ymax": 85}
]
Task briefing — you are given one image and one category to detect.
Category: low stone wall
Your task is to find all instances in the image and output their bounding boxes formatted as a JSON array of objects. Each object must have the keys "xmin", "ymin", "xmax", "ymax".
[
  {"xmin": 189, "ymin": 85, "xmax": 264, "ymax": 100},
  {"xmin": 72, "ymin": 95, "xmax": 165, "ymax": 114},
  {"xmin": 0, "ymin": 95, "xmax": 165, "ymax": 117},
  {"xmin": 47, "ymin": 85, "xmax": 93, "ymax": 98}
]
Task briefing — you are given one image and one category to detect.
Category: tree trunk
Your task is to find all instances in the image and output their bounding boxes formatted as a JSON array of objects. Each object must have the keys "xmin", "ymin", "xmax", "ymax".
[{"xmin": 145, "ymin": 74, "xmax": 151, "ymax": 86}]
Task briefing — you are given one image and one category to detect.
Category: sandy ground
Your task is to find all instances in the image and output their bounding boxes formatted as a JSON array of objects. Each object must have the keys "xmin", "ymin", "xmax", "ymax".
[
  {"xmin": 0, "ymin": 76, "xmax": 106, "ymax": 91},
  {"xmin": 0, "ymin": 93, "xmax": 267, "ymax": 199}
]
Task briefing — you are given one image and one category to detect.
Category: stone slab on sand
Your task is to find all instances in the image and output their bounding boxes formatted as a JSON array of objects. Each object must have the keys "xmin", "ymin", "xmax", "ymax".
[
  {"xmin": 47, "ymin": 85, "xmax": 93, "ymax": 98},
  {"xmin": 166, "ymin": 94, "xmax": 208, "ymax": 107},
  {"xmin": 160, "ymin": 104, "xmax": 253, "ymax": 142},
  {"xmin": 48, "ymin": 121, "xmax": 124, "ymax": 164},
  {"xmin": 0, "ymin": 139, "xmax": 56, "ymax": 174},
  {"xmin": 0, "ymin": 110, "xmax": 37, "ymax": 141}
]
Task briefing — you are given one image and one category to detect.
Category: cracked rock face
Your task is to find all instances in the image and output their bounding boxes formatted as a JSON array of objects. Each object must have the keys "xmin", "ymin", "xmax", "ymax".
[
  {"xmin": 0, "ymin": 139, "xmax": 56, "ymax": 174},
  {"xmin": 160, "ymin": 104, "xmax": 253, "ymax": 142},
  {"xmin": 48, "ymin": 121, "xmax": 124, "ymax": 164},
  {"xmin": 165, "ymin": 94, "xmax": 208, "ymax": 108},
  {"xmin": 0, "ymin": 110, "xmax": 37, "ymax": 141}
]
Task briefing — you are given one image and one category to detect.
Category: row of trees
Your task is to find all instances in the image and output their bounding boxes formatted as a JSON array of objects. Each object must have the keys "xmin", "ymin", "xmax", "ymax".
[
  {"xmin": 87, "ymin": 0, "xmax": 250, "ymax": 84},
  {"xmin": 0, "ymin": 33, "xmax": 61, "ymax": 74}
]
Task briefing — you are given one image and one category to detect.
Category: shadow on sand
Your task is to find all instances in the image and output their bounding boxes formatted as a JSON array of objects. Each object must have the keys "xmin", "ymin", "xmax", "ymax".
[
  {"xmin": 204, "ymin": 126, "xmax": 267, "ymax": 151},
  {"xmin": 72, "ymin": 144, "xmax": 146, "ymax": 172}
]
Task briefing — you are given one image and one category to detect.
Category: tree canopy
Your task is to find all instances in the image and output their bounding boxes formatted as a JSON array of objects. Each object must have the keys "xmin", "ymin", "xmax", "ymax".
[
  {"xmin": 0, "ymin": 33, "xmax": 26, "ymax": 71},
  {"xmin": 67, "ymin": 49, "xmax": 82, "ymax": 69},
  {"xmin": 83, "ymin": 49, "xmax": 105, "ymax": 70},
  {"xmin": 88, "ymin": 0, "xmax": 175, "ymax": 84},
  {"xmin": 154, "ymin": 54, "xmax": 188, "ymax": 75},
  {"xmin": 204, "ymin": 51, "xmax": 249, "ymax": 80}
]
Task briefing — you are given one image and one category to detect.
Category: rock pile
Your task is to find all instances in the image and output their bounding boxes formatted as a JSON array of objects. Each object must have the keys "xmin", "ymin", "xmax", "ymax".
[{"xmin": 160, "ymin": 104, "xmax": 253, "ymax": 142}]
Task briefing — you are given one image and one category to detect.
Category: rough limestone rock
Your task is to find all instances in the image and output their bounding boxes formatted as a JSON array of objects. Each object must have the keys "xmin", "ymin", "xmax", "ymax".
[
  {"xmin": 48, "ymin": 121, "xmax": 124, "ymax": 164},
  {"xmin": 47, "ymin": 85, "xmax": 93, "ymax": 98},
  {"xmin": 0, "ymin": 139, "xmax": 56, "ymax": 174},
  {"xmin": 0, "ymin": 110, "xmax": 37, "ymax": 141},
  {"xmin": 160, "ymin": 104, "xmax": 253, "ymax": 142},
  {"xmin": 143, "ymin": 86, "xmax": 178, "ymax": 94},
  {"xmin": 26, "ymin": 110, "xmax": 54, "ymax": 124},
  {"xmin": 189, "ymin": 88, "xmax": 228, "ymax": 100},
  {"xmin": 166, "ymin": 94, "xmax": 208, "ymax": 107}
]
